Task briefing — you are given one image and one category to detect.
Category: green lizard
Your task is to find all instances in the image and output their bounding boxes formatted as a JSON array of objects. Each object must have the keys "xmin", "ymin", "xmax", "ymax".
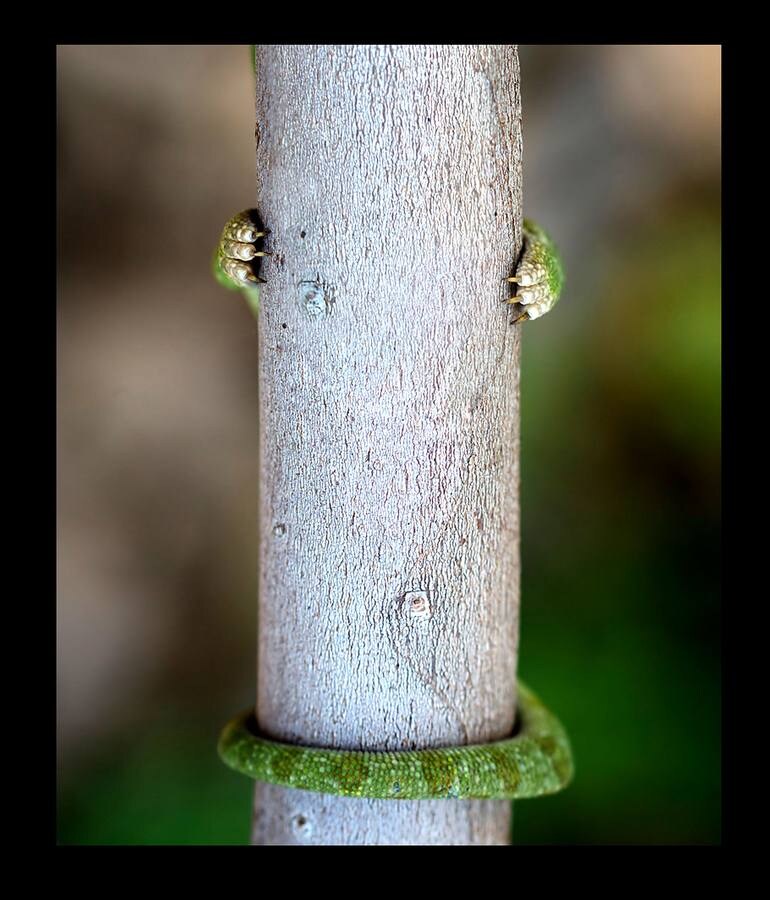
[{"xmin": 216, "ymin": 47, "xmax": 570, "ymax": 802}]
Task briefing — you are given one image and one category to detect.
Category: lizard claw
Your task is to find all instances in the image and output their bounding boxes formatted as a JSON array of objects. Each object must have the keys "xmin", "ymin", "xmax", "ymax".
[
  {"xmin": 504, "ymin": 219, "xmax": 564, "ymax": 324},
  {"xmin": 214, "ymin": 209, "xmax": 270, "ymax": 294}
]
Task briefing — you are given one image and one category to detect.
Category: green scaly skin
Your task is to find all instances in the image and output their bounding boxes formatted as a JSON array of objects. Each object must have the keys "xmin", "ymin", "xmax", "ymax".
[
  {"xmin": 506, "ymin": 219, "xmax": 565, "ymax": 322},
  {"xmin": 219, "ymin": 681, "xmax": 573, "ymax": 800},
  {"xmin": 212, "ymin": 209, "xmax": 267, "ymax": 320},
  {"xmin": 215, "ymin": 47, "xmax": 570, "ymax": 802}
]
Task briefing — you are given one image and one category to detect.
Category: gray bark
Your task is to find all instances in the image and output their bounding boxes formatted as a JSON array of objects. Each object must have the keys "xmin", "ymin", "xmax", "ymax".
[{"xmin": 251, "ymin": 44, "xmax": 523, "ymax": 845}]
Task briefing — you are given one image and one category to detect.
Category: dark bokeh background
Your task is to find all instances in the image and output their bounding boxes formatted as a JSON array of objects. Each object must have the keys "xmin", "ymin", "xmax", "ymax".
[{"xmin": 56, "ymin": 45, "xmax": 720, "ymax": 844}]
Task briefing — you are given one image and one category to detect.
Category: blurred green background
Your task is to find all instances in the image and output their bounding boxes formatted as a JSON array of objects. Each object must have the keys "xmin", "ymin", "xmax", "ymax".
[{"xmin": 56, "ymin": 45, "xmax": 720, "ymax": 844}]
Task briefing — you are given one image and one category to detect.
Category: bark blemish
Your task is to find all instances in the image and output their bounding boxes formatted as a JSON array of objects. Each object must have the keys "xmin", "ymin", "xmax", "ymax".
[
  {"xmin": 402, "ymin": 590, "xmax": 431, "ymax": 622},
  {"xmin": 291, "ymin": 813, "xmax": 313, "ymax": 840},
  {"xmin": 298, "ymin": 280, "xmax": 335, "ymax": 319}
]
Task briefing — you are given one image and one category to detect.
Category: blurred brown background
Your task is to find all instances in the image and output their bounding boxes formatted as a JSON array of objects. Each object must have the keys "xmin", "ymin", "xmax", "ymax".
[{"xmin": 57, "ymin": 45, "xmax": 720, "ymax": 844}]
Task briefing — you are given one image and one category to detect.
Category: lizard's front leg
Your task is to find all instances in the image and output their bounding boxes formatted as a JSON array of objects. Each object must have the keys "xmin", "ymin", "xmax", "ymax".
[
  {"xmin": 212, "ymin": 209, "xmax": 270, "ymax": 317},
  {"xmin": 504, "ymin": 219, "xmax": 564, "ymax": 324}
]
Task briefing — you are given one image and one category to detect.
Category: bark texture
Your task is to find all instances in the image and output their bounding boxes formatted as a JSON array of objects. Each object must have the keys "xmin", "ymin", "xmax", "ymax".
[{"xmin": 251, "ymin": 44, "xmax": 523, "ymax": 845}]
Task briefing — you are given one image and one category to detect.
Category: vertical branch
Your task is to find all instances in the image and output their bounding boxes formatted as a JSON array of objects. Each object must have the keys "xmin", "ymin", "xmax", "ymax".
[{"xmin": 251, "ymin": 44, "xmax": 523, "ymax": 845}]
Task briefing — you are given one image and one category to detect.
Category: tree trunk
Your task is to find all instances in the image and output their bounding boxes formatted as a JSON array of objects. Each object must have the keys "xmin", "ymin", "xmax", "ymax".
[{"xmin": 251, "ymin": 44, "xmax": 523, "ymax": 845}]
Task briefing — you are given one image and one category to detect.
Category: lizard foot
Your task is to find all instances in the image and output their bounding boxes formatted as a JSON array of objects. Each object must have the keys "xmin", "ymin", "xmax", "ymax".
[
  {"xmin": 213, "ymin": 209, "xmax": 270, "ymax": 293},
  {"xmin": 503, "ymin": 219, "xmax": 564, "ymax": 324}
]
